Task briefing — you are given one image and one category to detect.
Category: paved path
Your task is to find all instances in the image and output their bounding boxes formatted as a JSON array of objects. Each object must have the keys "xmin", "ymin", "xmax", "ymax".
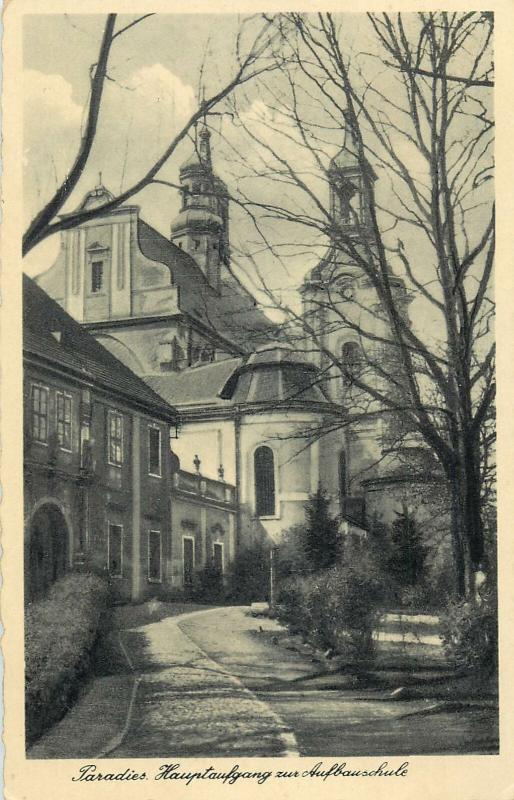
[
  {"xmin": 108, "ymin": 610, "xmax": 298, "ymax": 758},
  {"xmin": 28, "ymin": 604, "xmax": 498, "ymax": 759},
  {"xmin": 181, "ymin": 607, "xmax": 499, "ymax": 757}
]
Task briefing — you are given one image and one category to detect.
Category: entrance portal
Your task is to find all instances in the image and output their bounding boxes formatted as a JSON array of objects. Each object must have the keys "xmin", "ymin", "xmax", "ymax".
[{"xmin": 27, "ymin": 504, "xmax": 70, "ymax": 601}]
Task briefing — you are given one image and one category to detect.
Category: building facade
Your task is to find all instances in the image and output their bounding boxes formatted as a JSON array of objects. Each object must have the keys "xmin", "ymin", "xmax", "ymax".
[
  {"xmin": 24, "ymin": 276, "xmax": 236, "ymax": 603},
  {"xmin": 147, "ymin": 342, "xmax": 363, "ymax": 545},
  {"xmin": 35, "ymin": 126, "xmax": 368, "ymax": 552}
]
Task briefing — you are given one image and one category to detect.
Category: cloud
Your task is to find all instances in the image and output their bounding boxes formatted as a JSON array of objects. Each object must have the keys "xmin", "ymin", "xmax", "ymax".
[
  {"xmin": 23, "ymin": 63, "xmax": 197, "ymax": 241},
  {"xmin": 24, "ymin": 69, "xmax": 83, "ymax": 128},
  {"xmin": 23, "ymin": 71, "xmax": 84, "ymax": 218}
]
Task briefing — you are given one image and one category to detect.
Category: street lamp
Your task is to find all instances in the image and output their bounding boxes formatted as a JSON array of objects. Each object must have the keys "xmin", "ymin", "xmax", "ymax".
[{"xmin": 269, "ymin": 546, "xmax": 279, "ymax": 612}]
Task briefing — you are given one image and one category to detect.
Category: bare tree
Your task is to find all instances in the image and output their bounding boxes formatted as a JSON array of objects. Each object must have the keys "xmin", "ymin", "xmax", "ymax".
[
  {"xmin": 23, "ymin": 13, "xmax": 278, "ymax": 256},
  {"xmin": 223, "ymin": 12, "xmax": 494, "ymax": 598}
]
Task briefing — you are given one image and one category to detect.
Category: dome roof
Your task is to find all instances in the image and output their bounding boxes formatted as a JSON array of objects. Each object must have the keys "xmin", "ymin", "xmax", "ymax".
[
  {"xmin": 221, "ymin": 344, "xmax": 331, "ymax": 406},
  {"xmin": 170, "ymin": 206, "xmax": 223, "ymax": 235},
  {"xmin": 180, "ymin": 151, "xmax": 209, "ymax": 174},
  {"xmin": 245, "ymin": 341, "xmax": 307, "ymax": 368}
]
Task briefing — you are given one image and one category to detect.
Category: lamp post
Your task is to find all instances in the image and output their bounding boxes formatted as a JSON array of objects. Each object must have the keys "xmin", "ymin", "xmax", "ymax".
[{"xmin": 269, "ymin": 546, "xmax": 279, "ymax": 612}]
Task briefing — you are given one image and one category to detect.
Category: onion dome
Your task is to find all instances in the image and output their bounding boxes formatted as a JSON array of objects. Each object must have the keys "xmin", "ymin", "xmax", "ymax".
[
  {"xmin": 170, "ymin": 207, "xmax": 223, "ymax": 236},
  {"xmin": 179, "ymin": 124, "xmax": 212, "ymax": 175},
  {"xmin": 222, "ymin": 342, "xmax": 331, "ymax": 406}
]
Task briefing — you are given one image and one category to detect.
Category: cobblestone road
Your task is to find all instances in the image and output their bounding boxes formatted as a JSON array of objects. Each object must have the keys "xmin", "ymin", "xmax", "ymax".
[{"xmin": 109, "ymin": 610, "xmax": 298, "ymax": 758}]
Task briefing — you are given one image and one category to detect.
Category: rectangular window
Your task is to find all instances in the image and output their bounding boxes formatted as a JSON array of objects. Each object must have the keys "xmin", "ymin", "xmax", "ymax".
[
  {"xmin": 213, "ymin": 542, "xmax": 223, "ymax": 576},
  {"xmin": 183, "ymin": 537, "xmax": 195, "ymax": 589},
  {"xmin": 108, "ymin": 524, "xmax": 123, "ymax": 577},
  {"xmin": 56, "ymin": 391, "xmax": 72, "ymax": 450},
  {"xmin": 91, "ymin": 260, "xmax": 104, "ymax": 293},
  {"xmin": 148, "ymin": 530, "xmax": 162, "ymax": 583},
  {"xmin": 31, "ymin": 384, "xmax": 49, "ymax": 443},
  {"xmin": 148, "ymin": 426, "xmax": 161, "ymax": 476},
  {"xmin": 108, "ymin": 410, "xmax": 123, "ymax": 466}
]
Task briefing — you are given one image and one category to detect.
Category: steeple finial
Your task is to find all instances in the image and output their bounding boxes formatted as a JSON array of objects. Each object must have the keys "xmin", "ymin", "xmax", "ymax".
[{"xmin": 198, "ymin": 121, "xmax": 212, "ymax": 166}]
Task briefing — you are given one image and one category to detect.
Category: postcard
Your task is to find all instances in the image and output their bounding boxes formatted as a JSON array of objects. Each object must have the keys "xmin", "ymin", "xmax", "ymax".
[{"xmin": 2, "ymin": 1, "xmax": 513, "ymax": 798}]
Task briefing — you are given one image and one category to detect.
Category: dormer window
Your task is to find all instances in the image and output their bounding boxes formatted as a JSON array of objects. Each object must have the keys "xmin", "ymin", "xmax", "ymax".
[{"xmin": 91, "ymin": 261, "xmax": 104, "ymax": 293}]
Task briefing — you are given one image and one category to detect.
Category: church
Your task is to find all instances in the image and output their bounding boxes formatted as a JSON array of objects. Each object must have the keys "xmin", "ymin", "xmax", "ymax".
[{"xmin": 34, "ymin": 119, "xmax": 439, "ymax": 578}]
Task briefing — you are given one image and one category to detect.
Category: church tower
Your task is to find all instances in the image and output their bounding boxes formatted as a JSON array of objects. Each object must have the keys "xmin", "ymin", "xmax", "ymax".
[
  {"xmin": 327, "ymin": 110, "xmax": 376, "ymax": 236},
  {"xmin": 300, "ymin": 114, "xmax": 414, "ymax": 522},
  {"xmin": 301, "ymin": 113, "xmax": 379, "ymax": 390},
  {"xmin": 170, "ymin": 124, "xmax": 230, "ymax": 291}
]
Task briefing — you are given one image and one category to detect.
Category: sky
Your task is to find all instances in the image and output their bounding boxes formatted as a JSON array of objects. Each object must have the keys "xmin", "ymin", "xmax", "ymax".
[
  {"xmin": 22, "ymin": 14, "xmax": 374, "ymax": 291},
  {"xmin": 23, "ymin": 14, "xmax": 246, "ymax": 274},
  {"xmin": 22, "ymin": 13, "xmax": 493, "ymax": 344}
]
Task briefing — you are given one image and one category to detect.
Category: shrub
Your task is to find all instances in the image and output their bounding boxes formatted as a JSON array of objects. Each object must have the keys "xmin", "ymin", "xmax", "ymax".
[
  {"xmin": 276, "ymin": 548, "xmax": 389, "ymax": 667},
  {"xmin": 191, "ymin": 561, "xmax": 224, "ymax": 603},
  {"xmin": 225, "ymin": 539, "xmax": 271, "ymax": 604},
  {"xmin": 25, "ymin": 572, "xmax": 111, "ymax": 745},
  {"xmin": 439, "ymin": 590, "xmax": 498, "ymax": 681},
  {"xmin": 278, "ymin": 488, "xmax": 342, "ymax": 578},
  {"xmin": 301, "ymin": 487, "xmax": 342, "ymax": 572},
  {"xmin": 387, "ymin": 510, "xmax": 427, "ymax": 588}
]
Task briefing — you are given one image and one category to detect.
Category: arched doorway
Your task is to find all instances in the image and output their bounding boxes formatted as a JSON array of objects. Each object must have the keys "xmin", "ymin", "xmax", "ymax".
[{"xmin": 27, "ymin": 504, "xmax": 70, "ymax": 601}]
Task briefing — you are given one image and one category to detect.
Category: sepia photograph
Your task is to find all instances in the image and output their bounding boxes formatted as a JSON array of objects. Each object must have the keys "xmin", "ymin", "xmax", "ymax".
[{"xmin": 17, "ymin": 9, "xmax": 498, "ymax": 764}]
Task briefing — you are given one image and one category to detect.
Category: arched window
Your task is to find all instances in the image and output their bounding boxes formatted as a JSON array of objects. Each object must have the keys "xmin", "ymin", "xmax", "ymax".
[
  {"xmin": 254, "ymin": 446, "xmax": 276, "ymax": 517},
  {"xmin": 342, "ymin": 341, "xmax": 360, "ymax": 386}
]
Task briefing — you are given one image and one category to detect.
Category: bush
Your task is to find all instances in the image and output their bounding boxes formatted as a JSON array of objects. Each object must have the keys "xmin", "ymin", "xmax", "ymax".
[
  {"xmin": 278, "ymin": 488, "xmax": 342, "ymax": 578},
  {"xmin": 225, "ymin": 539, "xmax": 271, "ymax": 604},
  {"xmin": 191, "ymin": 562, "xmax": 224, "ymax": 603},
  {"xmin": 25, "ymin": 572, "xmax": 111, "ymax": 745},
  {"xmin": 277, "ymin": 548, "xmax": 389, "ymax": 667},
  {"xmin": 387, "ymin": 510, "xmax": 427, "ymax": 588},
  {"xmin": 439, "ymin": 590, "xmax": 498, "ymax": 681}
]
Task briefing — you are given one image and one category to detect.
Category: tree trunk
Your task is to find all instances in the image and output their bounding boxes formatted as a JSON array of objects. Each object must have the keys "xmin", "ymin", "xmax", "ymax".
[{"xmin": 447, "ymin": 445, "xmax": 484, "ymax": 598}]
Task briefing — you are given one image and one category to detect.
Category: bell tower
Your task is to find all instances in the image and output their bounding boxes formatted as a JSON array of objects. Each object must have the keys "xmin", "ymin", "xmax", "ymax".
[
  {"xmin": 328, "ymin": 111, "xmax": 376, "ymax": 236},
  {"xmin": 170, "ymin": 124, "xmax": 229, "ymax": 290}
]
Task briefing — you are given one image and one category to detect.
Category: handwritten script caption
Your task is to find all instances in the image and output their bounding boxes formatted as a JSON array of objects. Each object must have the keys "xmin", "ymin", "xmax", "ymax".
[{"xmin": 72, "ymin": 761, "xmax": 410, "ymax": 785}]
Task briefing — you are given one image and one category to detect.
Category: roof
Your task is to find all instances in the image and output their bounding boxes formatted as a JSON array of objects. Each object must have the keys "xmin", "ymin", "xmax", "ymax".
[
  {"xmin": 145, "ymin": 345, "xmax": 333, "ymax": 412},
  {"xmin": 170, "ymin": 206, "xmax": 223, "ymax": 235},
  {"xmin": 23, "ymin": 275, "xmax": 179, "ymax": 423},
  {"xmin": 137, "ymin": 219, "xmax": 273, "ymax": 349},
  {"xmin": 330, "ymin": 115, "xmax": 376, "ymax": 178},
  {"xmin": 145, "ymin": 358, "xmax": 242, "ymax": 408}
]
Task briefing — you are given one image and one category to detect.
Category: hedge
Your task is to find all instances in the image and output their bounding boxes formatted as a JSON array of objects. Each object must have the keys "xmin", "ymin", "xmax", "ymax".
[{"xmin": 25, "ymin": 572, "xmax": 111, "ymax": 745}]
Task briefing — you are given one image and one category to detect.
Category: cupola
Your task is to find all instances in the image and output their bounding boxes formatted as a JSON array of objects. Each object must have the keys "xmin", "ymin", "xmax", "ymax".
[{"xmin": 170, "ymin": 124, "xmax": 229, "ymax": 289}]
